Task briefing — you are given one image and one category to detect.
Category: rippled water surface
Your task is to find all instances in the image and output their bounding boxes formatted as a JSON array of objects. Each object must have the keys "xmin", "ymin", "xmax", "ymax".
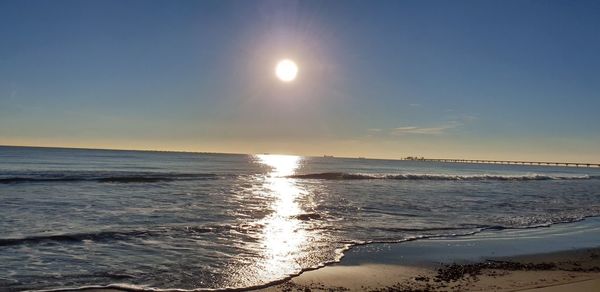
[{"xmin": 1, "ymin": 146, "xmax": 600, "ymax": 290}]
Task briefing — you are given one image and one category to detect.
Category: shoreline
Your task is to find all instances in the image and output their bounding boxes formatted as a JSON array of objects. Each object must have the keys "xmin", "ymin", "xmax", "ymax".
[
  {"xmin": 55, "ymin": 217, "xmax": 600, "ymax": 292},
  {"xmin": 258, "ymin": 217, "xmax": 600, "ymax": 291},
  {"xmin": 259, "ymin": 248, "xmax": 600, "ymax": 291}
]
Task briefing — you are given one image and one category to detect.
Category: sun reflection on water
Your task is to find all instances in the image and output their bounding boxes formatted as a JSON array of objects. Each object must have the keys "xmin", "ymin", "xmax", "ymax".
[
  {"xmin": 222, "ymin": 154, "xmax": 329, "ymax": 288},
  {"xmin": 254, "ymin": 154, "xmax": 307, "ymax": 280}
]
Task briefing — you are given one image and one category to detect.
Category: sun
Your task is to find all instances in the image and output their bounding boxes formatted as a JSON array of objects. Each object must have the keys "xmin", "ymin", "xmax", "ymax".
[{"xmin": 275, "ymin": 59, "xmax": 298, "ymax": 82}]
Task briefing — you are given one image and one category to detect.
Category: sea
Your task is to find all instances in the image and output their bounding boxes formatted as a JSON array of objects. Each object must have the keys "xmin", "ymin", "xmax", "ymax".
[{"xmin": 1, "ymin": 146, "xmax": 599, "ymax": 291}]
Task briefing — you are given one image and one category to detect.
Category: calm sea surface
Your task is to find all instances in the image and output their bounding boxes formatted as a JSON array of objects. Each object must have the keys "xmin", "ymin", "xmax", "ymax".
[{"xmin": 1, "ymin": 146, "xmax": 599, "ymax": 290}]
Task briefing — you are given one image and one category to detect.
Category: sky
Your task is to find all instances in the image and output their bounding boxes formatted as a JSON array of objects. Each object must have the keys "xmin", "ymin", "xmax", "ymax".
[{"xmin": 1, "ymin": 0, "xmax": 599, "ymax": 162}]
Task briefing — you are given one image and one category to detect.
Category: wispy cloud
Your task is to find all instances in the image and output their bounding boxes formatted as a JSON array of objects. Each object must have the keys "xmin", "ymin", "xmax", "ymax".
[
  {"xmin": 460, "ymin": 114, "xmax": 479, "ymax": 122},
  {"xmin": 392, "ymin": 121, "xmax": 461, "ymax": 135}
]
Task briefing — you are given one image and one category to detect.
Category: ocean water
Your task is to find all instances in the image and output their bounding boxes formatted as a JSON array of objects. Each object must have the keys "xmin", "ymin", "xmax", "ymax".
[{"xmin": 1, "ymin": 146, "xmax": 600, "ymax": 291}]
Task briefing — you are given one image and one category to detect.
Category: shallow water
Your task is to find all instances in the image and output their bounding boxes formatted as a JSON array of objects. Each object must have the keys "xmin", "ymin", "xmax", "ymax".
[{"xmin": 1, "ymin": 146, "xmax": 599, "ymax": 290}]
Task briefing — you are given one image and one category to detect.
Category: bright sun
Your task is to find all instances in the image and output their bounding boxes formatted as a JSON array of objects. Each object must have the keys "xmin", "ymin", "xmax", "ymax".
[{"xmin": 275, "ymin": 59, "xmax": 298, "ymax": 82}]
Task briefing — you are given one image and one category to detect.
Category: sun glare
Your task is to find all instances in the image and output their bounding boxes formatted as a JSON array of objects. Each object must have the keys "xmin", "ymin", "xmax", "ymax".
[{"xmin": 275, "ymin": 59, "xmax": 298, "ymax": 82}]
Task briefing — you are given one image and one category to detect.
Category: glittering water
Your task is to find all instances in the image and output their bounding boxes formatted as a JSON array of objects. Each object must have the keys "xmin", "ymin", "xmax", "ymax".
[{"xmin": 1, "ymin": 146, "xmax": 599, "ymax": 290}]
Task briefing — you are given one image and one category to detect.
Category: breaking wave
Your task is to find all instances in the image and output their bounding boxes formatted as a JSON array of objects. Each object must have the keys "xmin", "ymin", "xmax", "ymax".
[
  {"xmin": 2, "ymin": 171, "xmax": 594, "ymax": 184},
  {"xmin": 0, "ymin": 223, "xmax": 260, "ymax": 247},
  {"xmin": 0, "ymin": 172, "xmax": 222, "ymax": 184},
  {"xmin": 288, "ymin": 172, "xmax": 596, "ymax": 181}
]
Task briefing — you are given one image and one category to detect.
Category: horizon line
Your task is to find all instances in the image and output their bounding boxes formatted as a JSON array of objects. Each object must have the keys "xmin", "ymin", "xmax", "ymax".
[{"xmin": 1, "ymin": 144, "xmax": 599, "ymax": 166}]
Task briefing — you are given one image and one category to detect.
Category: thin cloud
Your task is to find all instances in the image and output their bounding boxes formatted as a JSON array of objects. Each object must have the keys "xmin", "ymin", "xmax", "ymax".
[
  {"xmin": 392, "ymin": 121, "xmax": 461, "ymax": 135},
  {"xmin": 461, "ymin": 115, "xmax": 479, "ymax": 122}
]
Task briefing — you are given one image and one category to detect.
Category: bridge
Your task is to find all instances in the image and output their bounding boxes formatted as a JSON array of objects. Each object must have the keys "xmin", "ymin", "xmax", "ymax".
[{"xmin": 403, "ymin": 158, "xmax": 600, "ymax": 168}]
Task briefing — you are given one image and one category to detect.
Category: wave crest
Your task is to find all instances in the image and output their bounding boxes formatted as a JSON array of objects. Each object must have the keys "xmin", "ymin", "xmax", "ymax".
[
  {"xmin": 0, "ymin": 173, "xmax": 220, "ymax": 184},
  {"xmin": 0, "ymin": 222, "xmax": 266, "ymax": 247},
  {"xmin": 288, "ymin": 172, "xmax": 594, "ymax": 181}
]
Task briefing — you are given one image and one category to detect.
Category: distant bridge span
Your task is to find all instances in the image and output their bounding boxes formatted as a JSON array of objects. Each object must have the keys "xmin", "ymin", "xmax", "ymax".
[{"xmin": 404, "ymin": 158, "xmax": 600, "ymax": 168}]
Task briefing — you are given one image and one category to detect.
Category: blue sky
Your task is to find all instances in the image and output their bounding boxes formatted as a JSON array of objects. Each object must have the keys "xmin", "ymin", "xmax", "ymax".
[{"xmin": 1, "ymin": 0, "xmax": 599, "ymax": 161}]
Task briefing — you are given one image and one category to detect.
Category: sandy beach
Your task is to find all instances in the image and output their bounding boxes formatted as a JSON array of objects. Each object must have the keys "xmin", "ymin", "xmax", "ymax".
[{"xmin": 259, "ymin": 248, "xmax": 600, "ymax": 292}]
